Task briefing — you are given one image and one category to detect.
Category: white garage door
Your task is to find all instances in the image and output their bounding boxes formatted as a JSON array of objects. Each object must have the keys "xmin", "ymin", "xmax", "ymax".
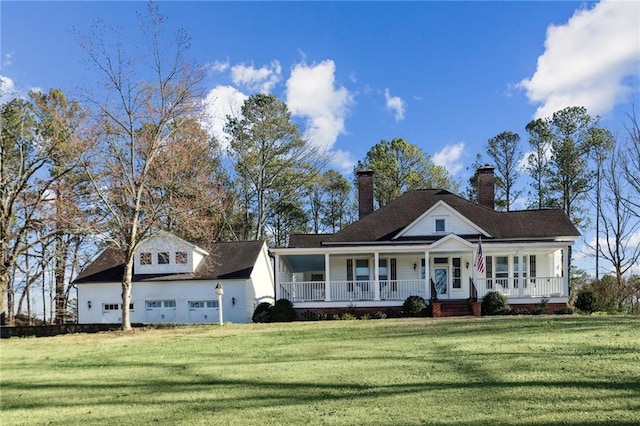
[
  {"xmin": 145, "ymin": 300, "xmax": 176, "ymax": 323},
  {"xmin": 187, "ymin": 300, "xmax": 218, "ymax": 323}
]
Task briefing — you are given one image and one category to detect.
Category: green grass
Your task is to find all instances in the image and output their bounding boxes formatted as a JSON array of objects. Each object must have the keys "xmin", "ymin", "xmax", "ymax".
[{"xmin": 2, "ymin": 316, "xmax": 639, "ymax": 425}]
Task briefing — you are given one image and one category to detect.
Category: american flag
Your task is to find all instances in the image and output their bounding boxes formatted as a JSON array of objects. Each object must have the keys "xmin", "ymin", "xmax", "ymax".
[{"xmin": 476, "ymin": 238, "xmax": 485, "ymax": 274}]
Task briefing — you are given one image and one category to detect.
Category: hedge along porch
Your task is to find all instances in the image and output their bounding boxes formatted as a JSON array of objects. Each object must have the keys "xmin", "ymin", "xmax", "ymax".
[{"xmin": 271, "ymin": 167, "xmax": 579, "ymax": 317}]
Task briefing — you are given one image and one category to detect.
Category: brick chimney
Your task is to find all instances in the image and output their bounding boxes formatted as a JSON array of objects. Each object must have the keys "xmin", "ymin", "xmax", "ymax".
[
  {"xmin": 477, "ymin": 165, "xmax": 495, "ymax": 210},
  {"xmin": 357, "ymin": 169, "xmax": 374, "ymax": 219}
]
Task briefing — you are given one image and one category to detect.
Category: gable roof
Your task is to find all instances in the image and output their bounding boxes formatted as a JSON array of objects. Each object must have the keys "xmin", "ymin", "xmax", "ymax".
[
  {"xmin": 288, "ymin": 189, "xmax": 579, "ymax": 248},
  {"xmin": 74, "ymin": 240, "xmax": 266, "ymax": 284}
]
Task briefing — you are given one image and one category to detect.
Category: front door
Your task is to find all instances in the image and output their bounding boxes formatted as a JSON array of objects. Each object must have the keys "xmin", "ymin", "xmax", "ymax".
[{"xmin": 434, "ymin": 266, "xmax": 449, "ymax": 299}]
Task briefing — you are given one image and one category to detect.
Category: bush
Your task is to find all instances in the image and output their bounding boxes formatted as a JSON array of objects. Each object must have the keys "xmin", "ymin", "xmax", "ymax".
[
  {"xmin": 252, "ymin": 302, "xmax": 273, "ymax": 323},
  {"xmin": 403, "ymin": 295, "xmax": 427, "ymax": 317},
  {"xmin": 482, "ymin": 291, "xmax": 509, "ymax": 315},
  {"xmin": 270, "ymin": 298, "xmax": 296, "ymax": 322},
  {"xmin": 340, "ymin": 312, "xmax": 357, "ymax": 320},
  {"xmin": 372, "ymin": 311, "xmax": 388, "ymax": 320},
  {"xmin": 575, "ymin": 287, "xmax": 597, "ymax": 314},
  {"xmin": 556, "ymin": 306, "xmax": 574, "ymax": 315}
]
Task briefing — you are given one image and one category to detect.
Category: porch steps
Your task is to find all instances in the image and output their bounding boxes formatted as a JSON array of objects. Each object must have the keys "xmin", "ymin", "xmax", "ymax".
[{"xmin": 437, "ymin": 300, "xmax": 474, "ymax": 317}]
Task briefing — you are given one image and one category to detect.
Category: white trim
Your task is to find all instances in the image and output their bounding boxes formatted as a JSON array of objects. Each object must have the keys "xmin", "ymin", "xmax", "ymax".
[
  {"xmin": 271, "ymin": 240, "xmax": 575, "ymax": 257},
  {"xmin": 393, "ymin": 200, "xmax": 491, "ymax": 239},
  {"xmin": 429, "ymin": 234, "xmax": 475, "ymax": 250}
]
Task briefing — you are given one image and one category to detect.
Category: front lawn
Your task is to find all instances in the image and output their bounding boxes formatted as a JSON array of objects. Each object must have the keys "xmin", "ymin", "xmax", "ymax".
[{"xmin": 1, "ymin": 316, "xmax": 639, "ymax": 425}]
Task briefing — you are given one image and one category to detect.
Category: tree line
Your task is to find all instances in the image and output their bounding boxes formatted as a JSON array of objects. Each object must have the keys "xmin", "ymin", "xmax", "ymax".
[{"xmin": 2, "ymin": 5, "xmax": 638, "ymax": 327}]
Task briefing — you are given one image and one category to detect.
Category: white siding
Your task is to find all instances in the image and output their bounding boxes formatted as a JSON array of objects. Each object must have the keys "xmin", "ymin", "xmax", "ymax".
[
  {"xmin": 403, "ymin": 204, "xmax": 478, "ymax": 237},
  {"xmin": 249, "ymin": 243, "xmax": 276, "ymax": 310},
  {"xmin": 135, "ymin": 234, "xmax": 205, "ymax": 275},
  {"xmin": 79, "ymin": 279, "xmax": 262, "ymax": 324},
  {"xmin": 329, "ymin": 256, "xmax": 350, "ymax": 281}
]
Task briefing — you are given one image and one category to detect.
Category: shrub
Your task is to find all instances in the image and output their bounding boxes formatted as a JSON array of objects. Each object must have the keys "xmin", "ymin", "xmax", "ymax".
[
  {"xmin": 575, "ymin": 287, "xmax": 597, "ymax": 314},
  {"xmin": 340, "ymin": 312, "xmax": 357, "ymax": 320},
  {"xmin": 252, "ymin": 302, "xmax": 273, "ymax": 323},
  {"xmin": 531, "ymin": 297, "xmax": 550, "ymax": 315},
  {"xmin": 403, "ymin": 295, "xmax": 427, "ymax": 317},
  {"xmin": 270, "ymin": 298, "xmax": 296, "ymax": 322},
  {"xmin": 372, "ymin": 311, "xmax": 388, "ymax": 320},
  {"xmin": 482, "ymin": 291, "xmax": 509, "ymax": 315},
  {"xmin": 556, "ymin": 306, "xmax": 574, "ymax": 315}
]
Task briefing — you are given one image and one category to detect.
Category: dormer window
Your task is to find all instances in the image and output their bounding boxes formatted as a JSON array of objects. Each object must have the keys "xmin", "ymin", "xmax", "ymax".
[
  {"xmin": 435, "ymin": 218, "xmax": 446, "ymax": 233},
  {"xmin": 176, "ymin": 251, "xmax": 187, "ymax": 264},
  {"xmin": 140, "ymin": 253, "xmax": 152, "ymax": 265},
  {"xmin": 158, "ymin": 252, "xmax": 170, "ymax": 265}
]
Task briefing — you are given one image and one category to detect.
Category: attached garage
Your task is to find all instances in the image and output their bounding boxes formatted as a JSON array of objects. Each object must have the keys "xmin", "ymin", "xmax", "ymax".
[{"xmin": 187, "ymin": 300, "xmax": 218, "ymax": 323}]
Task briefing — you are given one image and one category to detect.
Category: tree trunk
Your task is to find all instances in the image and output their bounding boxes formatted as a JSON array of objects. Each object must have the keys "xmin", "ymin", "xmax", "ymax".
[
  {"xmin": 121, "ymin": 256, "xmax": 134, "ymax": 331},
  {"xmin": 54, "ymin": 235, "xmax": 69, "ymax": 324}
]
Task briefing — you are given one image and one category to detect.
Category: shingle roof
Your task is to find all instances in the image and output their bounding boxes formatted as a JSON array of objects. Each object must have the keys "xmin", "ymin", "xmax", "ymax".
[
  {"xmin": 288, "ymin": 189, "xmax": 579, "ymax": 248},
  {"xmin": 74, "ymin": 240, "xmax": 265, "ymax": 284}
]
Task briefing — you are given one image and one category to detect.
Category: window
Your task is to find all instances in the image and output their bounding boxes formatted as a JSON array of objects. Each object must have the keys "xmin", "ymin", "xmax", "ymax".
[
  {"xmin": 103, "ymin": 303, "xmax": 119, "ymax": 311},
  {"xmin": 347, "ymin": 259, "xmax": 354, "ymax": 292},
  {"xmin": 486, "ymin": 256, "xmax": 493, "ymax": 289},
  {"xmin": 140, "ymin": 252, "xmax": 152, "ymax": 265},
  {"xmin": 356, "ymin": 259, "xmax": 370, "ymax": 281},
  {"xmin": 189, "ymin": 300, "xmax": 218, "ymax": 309},
  {"xmin": 176, "ymin": 251, "xmax": 187, "ymax": 264},
  {"xmin": 435, "ymin": 218, "xmax": 446, "ymax": 232},
  {"xmin": 310, "ymin": 273, "xmax": 324, "ymax": 281},
  {"xmin": 496, "ymin": 256, "xmax": 509, "ymax": 288},
  {"xmin": 452, "ymin": 258, "xmax": 461, "ymax": 289},
  {"xmin": 158, "ymin": 252, "xmax": 170, "ymax": 264},
  {"xmin": 379, "ymin": 259, "xmax": 388, "ymax": 281},
  {"xmin": 390, "ymin": 258, "xmax": 397, "ymax": 291},
  {"xmin": 146, "ymin": 300, "xmax": 176, "ymax": 309},
  {"xmin": 529, "ymin": 255, "xmax": 537, "ymax": 283}
]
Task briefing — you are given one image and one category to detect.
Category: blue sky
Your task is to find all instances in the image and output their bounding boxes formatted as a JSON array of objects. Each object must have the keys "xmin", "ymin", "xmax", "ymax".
[{"xmin": 2, "ymin": 0, "xmax": 639, "ymax": 275}]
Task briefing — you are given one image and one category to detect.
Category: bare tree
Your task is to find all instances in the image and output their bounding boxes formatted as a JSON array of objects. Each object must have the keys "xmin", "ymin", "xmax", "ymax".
[
  {"xmin": 80, "ymin": 4, "xmax": 207, "ymax": 330},
  {"xmin": 597, "ymin": 140, "xmax": 640, "ymax": 298},
  {"xmin": 622, "ymin": 105, "xmax": 640, "ymax": 216}
]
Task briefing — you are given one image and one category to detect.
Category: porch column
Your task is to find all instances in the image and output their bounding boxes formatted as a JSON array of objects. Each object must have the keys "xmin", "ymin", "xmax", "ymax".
[
  {"xmin": 324, "ymin": 253, "xmax": 331, "ymax": 301},
  {"xmin": 374, "ymin": 252, "xmax": 380, "ymax": 301},
  {"xmin": 563, "ymin": 246, "xmax": 570, "ymax": 297},
  {"xmin": 518, "ymin": 250, "xmax": 524, "ymax": 297},
  {"xmin": 424, "ymin": 251, "xmax": 430, "ymax": 300},
  {"xmin": 274, "ymin": 254, "xmax": 281, "ymax": 299}
]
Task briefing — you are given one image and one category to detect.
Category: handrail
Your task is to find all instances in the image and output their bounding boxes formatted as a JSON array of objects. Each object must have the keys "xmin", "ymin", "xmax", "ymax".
[
  {"xmin": 430, "ymin": 278, "xmax": 438, "ymax": 302},
  {"xmin": 469, "ymin": 277, "xmax": 478, "ymax": 302}
]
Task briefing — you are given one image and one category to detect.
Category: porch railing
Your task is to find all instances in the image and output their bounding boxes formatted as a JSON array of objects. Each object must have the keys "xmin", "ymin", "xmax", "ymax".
[
  {"xmin": 279, "ymin": 280, "xmax": 427, "ymax": 302},
  {"xmin": 474, "ymin": 276, "xmax": 565, "ymax": 298}
]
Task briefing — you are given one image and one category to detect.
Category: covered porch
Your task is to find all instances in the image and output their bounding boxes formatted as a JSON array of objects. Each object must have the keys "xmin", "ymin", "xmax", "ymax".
[{"xmin": 272, "ymin": 238, "xmax": 571, "ymax": 310}]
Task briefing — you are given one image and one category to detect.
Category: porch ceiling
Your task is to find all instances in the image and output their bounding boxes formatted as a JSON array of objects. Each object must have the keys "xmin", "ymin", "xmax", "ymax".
[{"xmin": 281, "ymin": 254, "xmax": 325, "ymax": 272}]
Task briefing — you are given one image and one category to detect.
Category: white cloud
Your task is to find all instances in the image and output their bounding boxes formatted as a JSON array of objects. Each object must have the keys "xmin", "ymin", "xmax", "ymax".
[
  {"xmin": 208, "ymin": 59, "xmax": 229, "ymax": 73},
  {"xmin": 3, "ymin": 52, "xmax": 12, "ymax": 67},
  {"xmin": 328, "ymin": 149, "xmax": 356, "ymax": 174},
  {"xmin": 519, "ymin": 0, "xmax": 640, "ymax": 119},
  {"xmin": 231, "ymin": 61, "xmax": 282, "ymax": 93},
  {"xmin": 0, "ymin": 75, "xmax": 17, "ymax": 103},
  {"xmin": 432, "ymin": 142, "xmax": 465, "ymax": 176},
  {"xmin": 286, "ymin": 60, "xmax": 354, "ymax": 159},
  {"xmin": 384, "ymin": 88, "xmax": 406, "ymax": 121},
  {"xmin": 201, "ymin": 85, "xmax": 248, "ymax": 148}
]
